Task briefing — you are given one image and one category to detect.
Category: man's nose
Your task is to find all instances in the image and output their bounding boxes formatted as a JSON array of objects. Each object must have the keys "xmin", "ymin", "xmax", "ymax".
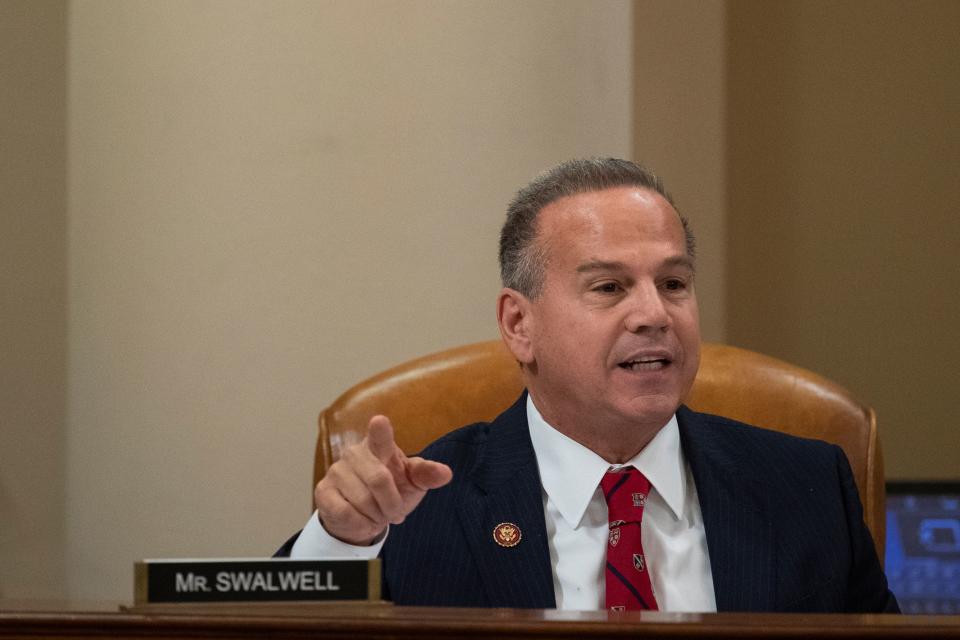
[{"xmin": 623, "ymin": 284, "xmax": 670, "ymax": 333}]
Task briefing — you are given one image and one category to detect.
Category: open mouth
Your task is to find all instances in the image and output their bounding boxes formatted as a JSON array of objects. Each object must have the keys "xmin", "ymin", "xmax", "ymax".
[{"xmin": 618, "ymin": 357, "xmax": 671, "ymax": 371}]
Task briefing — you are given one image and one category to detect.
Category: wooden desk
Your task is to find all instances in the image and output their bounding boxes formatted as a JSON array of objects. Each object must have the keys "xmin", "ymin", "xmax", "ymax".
[{"xmin": 2, "ymin": 600, "xmax": 959, "ymax": 639}]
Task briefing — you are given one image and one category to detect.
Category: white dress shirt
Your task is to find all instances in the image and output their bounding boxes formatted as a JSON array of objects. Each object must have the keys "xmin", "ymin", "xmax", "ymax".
[
  {"xmin": 291, "ymin": 395, "xmax": 717, "ymax": 612},
  {"xmin": 527, "ymin": 396, "xmax": 716, "ymax": 611}
]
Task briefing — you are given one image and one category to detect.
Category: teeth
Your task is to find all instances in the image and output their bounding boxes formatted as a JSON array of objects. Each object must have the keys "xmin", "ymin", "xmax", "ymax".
[{"xmin": 621, "ymin": 360, "xmax": 667, "ymax": 371}]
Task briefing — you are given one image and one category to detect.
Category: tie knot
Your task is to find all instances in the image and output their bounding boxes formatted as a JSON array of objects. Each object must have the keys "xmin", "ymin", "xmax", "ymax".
[{"xmin": 601, "ymin": 467, "xmax": 652, "ymax": 521}]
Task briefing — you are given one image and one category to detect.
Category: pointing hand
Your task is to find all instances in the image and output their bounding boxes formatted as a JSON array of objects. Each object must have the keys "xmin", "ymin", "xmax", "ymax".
[{"xmin": 313, "ymin": 415, "xmax": 453, "ymax": 545}]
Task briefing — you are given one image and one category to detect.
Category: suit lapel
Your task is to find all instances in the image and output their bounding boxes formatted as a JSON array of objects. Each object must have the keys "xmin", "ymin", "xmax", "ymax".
[
  {"xmin": 678, "ymin": 406, "xmax": 776, "ymax": 612},
  {"xmin": 456, "ymin": 395, "xmax": 556, "ymax": 608}
]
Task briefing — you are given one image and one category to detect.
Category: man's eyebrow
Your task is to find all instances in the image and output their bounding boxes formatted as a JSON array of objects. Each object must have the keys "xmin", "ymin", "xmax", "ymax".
[
  {"xmin": 575, "ymin": 256, "xmax": 696, "ymax": 274},
  {"xmin": 663, "ymin": 255, "xmax": 696, "ymax": 271},
  {"xmin": 576, "ymin": 260, "xmax": 627, "ymax": 274}
]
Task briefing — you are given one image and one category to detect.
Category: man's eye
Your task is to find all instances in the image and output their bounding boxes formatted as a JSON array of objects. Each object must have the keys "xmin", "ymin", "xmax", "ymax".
[
  {"xmin": 593, "ymin": 282, "xmax": 621, "ymax": 294},
  {"xmin": 662, "ymin": 279, "xmax": 686, "ymax": 291}
]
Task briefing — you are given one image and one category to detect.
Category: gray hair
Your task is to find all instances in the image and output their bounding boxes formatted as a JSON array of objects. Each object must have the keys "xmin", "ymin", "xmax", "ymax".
[{"xmin": 498, "ymin": 158, "xmax": 695, "ymax": 298}]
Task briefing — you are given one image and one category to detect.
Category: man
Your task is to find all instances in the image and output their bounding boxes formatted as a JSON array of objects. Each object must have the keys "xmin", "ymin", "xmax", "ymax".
[{"xmin": 278, "ymin": 158, "xmax": 898, "ymax": 613}]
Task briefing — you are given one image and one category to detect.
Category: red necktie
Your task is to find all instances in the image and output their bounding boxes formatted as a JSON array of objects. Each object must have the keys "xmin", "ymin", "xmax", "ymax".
[{"xmin": 601, "ymin": 467, "xmax": 659, "ymax": 611}]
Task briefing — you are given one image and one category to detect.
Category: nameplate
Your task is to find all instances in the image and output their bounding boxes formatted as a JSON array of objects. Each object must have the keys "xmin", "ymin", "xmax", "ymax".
[{"xmin": 134, "ymin": 558, "xmax": 380, "ymax": 604}]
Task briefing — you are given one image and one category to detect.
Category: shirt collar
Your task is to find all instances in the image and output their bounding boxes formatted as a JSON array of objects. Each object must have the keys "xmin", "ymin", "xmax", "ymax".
[{"xmin": 526, "ymin": 394, "xmax": 687, "ymax": 528}]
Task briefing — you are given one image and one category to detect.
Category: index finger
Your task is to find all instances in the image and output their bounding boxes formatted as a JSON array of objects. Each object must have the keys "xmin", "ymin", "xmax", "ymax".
[{"xmin": 365, "ymin": 415, "xmax": 400, "ymax": 462}]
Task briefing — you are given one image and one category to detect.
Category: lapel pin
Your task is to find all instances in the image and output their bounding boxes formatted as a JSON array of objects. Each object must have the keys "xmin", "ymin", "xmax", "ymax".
[{"xmin": 493, "ymin": 522, "xmax": 522, "ymax": 548}]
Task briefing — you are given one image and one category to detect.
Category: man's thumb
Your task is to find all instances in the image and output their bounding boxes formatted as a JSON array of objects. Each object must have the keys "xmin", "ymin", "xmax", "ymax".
[{"xmin": 406, "ymin": 458, "xmax": 453, "ymax": 491}]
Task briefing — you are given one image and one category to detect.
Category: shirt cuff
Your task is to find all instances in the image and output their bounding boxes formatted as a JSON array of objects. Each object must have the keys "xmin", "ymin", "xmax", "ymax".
[{"xmin": 289, "ymin": 510, "xmax": 388, "ymax": 559}]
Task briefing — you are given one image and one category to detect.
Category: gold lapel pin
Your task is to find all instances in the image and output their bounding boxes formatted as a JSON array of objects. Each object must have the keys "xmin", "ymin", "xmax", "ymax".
[{"xmin": 493, "ymin": 522, "xmax": 522, "ymax": 548}]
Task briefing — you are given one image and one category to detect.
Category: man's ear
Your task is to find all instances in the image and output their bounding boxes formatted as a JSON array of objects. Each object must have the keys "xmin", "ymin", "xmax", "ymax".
[{"xmin": 497, "ymin": 288, "xmax": 535, "ymax": 364}]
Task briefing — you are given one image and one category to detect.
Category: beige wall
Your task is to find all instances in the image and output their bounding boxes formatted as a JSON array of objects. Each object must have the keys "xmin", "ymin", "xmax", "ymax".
[
  {"xmin": 633, "ymin": 0, "xmax": 959, "ymax": 480},
  {"xmin": 0, "ymin": 0, "xmax": 68, "ymax": 598},
  {"xmin": 633, "ymin": 0, "xmax": 727, "ymax": 342},
  {"xmin": 725, "ymin": 0, "xmax": 960, "ymax": 480},
  {"xmin": 64, "ymin": 0, "xmax": 632, "ymax": 600}
]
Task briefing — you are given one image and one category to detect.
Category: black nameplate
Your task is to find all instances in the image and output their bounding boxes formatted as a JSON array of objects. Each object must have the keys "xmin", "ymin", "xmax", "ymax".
[{"xmin": 134, "ymin": 558, "xmax": 380, "ymax": 604}]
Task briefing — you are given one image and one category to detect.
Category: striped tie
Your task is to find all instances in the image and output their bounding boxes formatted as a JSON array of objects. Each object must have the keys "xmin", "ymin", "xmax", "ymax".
[{"xmin": 601, "ymin": 467, "xmax": 659, "ymax": 611}]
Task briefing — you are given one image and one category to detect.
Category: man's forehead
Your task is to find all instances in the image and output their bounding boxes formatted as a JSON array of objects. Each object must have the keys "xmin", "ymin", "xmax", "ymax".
[{"xmin": 537, "ymin": 186, "xmax": 682, "ymax": 240}]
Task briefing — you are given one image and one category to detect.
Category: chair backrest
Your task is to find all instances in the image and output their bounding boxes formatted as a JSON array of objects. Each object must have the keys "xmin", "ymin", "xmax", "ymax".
[{"xmin": 315, "ymin": 340, "xmax": 885, "ymax": 556}]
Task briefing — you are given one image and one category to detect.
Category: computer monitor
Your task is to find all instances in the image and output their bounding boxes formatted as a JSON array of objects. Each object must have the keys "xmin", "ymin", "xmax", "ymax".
[{"xmin": 885, "ymin": 481, "xmax": 960, "ymax": 614}]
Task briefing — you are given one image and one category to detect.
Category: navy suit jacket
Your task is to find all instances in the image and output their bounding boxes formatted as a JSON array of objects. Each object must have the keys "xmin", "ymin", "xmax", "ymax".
[{"xmin": 279, "ymin": 394, "xmax": 898, "ymax": 612}]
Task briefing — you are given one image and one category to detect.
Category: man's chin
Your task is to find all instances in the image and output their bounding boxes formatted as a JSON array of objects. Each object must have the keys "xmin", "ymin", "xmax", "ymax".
[{"xmin": 618, "ymin": 394, "xmax": 681, "ymax": 427}]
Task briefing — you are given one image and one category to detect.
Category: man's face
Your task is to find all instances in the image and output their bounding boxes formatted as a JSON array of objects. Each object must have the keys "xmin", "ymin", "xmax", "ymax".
[{"xmin": 515, "ymin": 186, "xmax": 701, "ymax": 438}]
